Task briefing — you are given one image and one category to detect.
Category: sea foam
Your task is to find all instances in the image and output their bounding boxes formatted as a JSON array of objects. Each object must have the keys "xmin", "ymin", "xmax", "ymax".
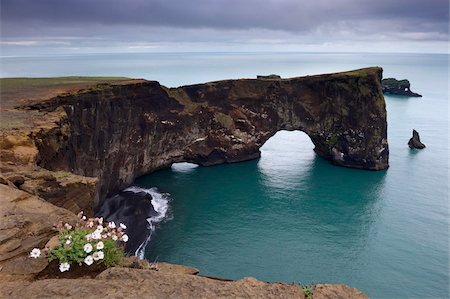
[{"xmin": 123, "ymin": 186, "xmax": 170, "ymax": 259}]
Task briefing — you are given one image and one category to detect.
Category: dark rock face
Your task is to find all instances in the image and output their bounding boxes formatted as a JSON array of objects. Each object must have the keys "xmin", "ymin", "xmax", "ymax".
[
  {"xmin": 382, "ymin": 78, "xmax": 422, "ymax": 97},
  {"xmin": 96, "ymin": 190, "xmax": 157, "ymax": 255},
  {"xmin": 25, "ymin": 67, "xmax": 389, "ymax": 206},
  {"xmin": 408, "ymin": 129, "xmax": 426, "ymax": 149}
]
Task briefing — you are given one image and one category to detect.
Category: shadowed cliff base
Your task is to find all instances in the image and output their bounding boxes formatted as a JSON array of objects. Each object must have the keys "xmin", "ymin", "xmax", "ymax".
[{"xmin": 9, "ymin": 67, "xmax": 389, "ymax": 206}]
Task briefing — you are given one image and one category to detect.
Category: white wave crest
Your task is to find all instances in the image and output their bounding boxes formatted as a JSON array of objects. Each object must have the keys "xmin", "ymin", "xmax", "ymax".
[{"xmin": 123, "ymin": 186, "xmax": 170, "ymax": 259}]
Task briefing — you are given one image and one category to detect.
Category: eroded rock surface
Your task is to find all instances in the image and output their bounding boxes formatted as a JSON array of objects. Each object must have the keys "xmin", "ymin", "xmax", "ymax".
[
  {"xmin": 20, "ymin": 67, "xmax": 388, "ymax": 205},
  {"xmin": 0, "ymin": 265, "xmax": 369, "ymax": 299},
  {"xmin": 0, "ymin": 184, "xmax": 79, "ymax": 282}
]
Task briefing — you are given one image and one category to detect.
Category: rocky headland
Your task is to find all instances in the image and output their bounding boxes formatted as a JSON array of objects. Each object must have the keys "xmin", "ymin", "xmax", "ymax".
[
  {"xmin": 0, "ymin": 68, "xmax": 388, "ymax": 298},
  {"xmin": 381, "ymin": 78, "xmax": 422, "ymax": 97}
]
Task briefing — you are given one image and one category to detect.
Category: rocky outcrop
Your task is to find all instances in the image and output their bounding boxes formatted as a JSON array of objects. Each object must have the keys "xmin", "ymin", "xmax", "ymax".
[
  {"xmin": 0, "ymin": 128, "xmax": 98, "ymax": 215},
  {"xmin": 1, "ymin": 264, "xmax": 368, "ymax": 299},
  {"xmin": 408, "ymin": 129, "xmax": 426, "ymax": 149},
  {"xmin": 20, "ymin": 67, "xmax": 388, "ymax": 206},
  {"xmin": 382, "ymin": 78, "xmax": 422, "ymax": 97},
  {"xmin": 0, "ymin": 184, "xmax": 79, "ymax": 282}
]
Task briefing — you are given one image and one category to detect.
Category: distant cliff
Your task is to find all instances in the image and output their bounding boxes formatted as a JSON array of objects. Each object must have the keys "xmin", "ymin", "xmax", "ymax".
[{"xmin": 382, "ymin": 78, "xmax": 422, "ymax": 97}]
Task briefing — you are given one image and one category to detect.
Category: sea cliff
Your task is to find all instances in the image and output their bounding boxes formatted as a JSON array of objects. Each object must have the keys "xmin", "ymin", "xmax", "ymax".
[
  {"xmin": 22, "ymin": 67, "xmax": 388, "ymax": 206},
  {"xmin": 0, "ymin": 69, "xmax": 386, "ymax": 298}
]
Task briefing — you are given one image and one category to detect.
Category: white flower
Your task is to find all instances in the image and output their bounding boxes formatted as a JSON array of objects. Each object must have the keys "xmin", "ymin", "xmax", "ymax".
[
  {"xmin": 59, "ymin": 262, "xmax": 70, "ymax": 272},
  {"xmin": 91, "ymin": 231, "xmax": 101, "ymax": 240},
  {"xmin": 121, "ymin": 234, "xmax": 129, "ymax": 242},
  {"xmin": 112, "ymin": 235, "xmax": 118, "ymax": 241},
  {"xmin": 65, "ymin": 240, "xmax": 71, "ymax": 245},
  {"xmin": 64, "ymin": 223, "xmax": 72, "ymax": 230},
  {"xmin": 84, "ymin": 243, "xmax": 93, "ymax": 253},
  {"xmin": 119, "ymin": 223, "xmax": 127, "ymax": 229},
  {"xmin": 96, "ymin": 241, "xmax": 104, "ymax": 250},
  {"xmin": 93, "ymin": 251, "xmax": 104, "ymax": 261},
  {"xmin": 98, "ymin": 217, "xmax": 103, "ymax": 224},
  {"xmin": 29, "ymin": 248, "xmax": 41, "ymax": 258},
  {"xmin": 108, "ymin": 222, "xmax": 116, "ymax": 229},
  {"xmin": 96, "ymin": 225, "xmax": 104, "ymax": 233},
  {"xmin": 84, "ymin": 255, "xmax": 94, "ymax": 266},
  {"xmin": 82, "ymin": 216, "xmax": 87, "ymax": 220}
]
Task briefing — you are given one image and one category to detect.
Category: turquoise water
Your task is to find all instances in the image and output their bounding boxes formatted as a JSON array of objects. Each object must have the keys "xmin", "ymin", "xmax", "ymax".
[{"xmin": 2, "ymin": 52, "xmax": 448, "ymax": 298}]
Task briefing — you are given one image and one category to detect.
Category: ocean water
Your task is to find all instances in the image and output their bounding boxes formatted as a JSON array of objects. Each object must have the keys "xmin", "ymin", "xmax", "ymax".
[{"xmin": 2, "ymin": 52, "xmax": 448, "ymax": 298}]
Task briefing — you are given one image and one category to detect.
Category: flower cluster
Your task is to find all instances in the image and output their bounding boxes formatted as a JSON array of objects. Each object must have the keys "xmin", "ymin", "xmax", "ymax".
[{"xmin": 29, "ymin": 212, "xmax": 127, "ymax": 272}]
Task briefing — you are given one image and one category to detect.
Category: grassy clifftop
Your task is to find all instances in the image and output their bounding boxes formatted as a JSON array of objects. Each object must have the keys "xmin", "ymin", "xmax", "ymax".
[{"xmin": 0, "ymin": 77, "xmax": 138, "ymax": 130}]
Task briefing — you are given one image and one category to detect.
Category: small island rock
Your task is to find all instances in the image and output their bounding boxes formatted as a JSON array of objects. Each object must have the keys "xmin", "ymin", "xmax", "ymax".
[
  {"xmin": 408, "ymin": 129, "xmax": 426, "ymax": 149},
  {"xmin": 382, "ymin": 78, "xmax": 422, "ymax": 97}
]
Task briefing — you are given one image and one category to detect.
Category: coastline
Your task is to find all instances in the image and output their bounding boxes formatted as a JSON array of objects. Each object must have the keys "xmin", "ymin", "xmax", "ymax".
[{"xmin": 0, "ymin": 71, "xmax": 386, "ymax": 298}]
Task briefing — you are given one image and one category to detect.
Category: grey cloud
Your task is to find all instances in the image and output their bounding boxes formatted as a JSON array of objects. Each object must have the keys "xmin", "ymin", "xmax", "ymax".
[
  {"xmin": 0, "ymin": 0, "xmax": 448, "ymax": 55},
  {"xmin": 1, "ymin": 0, "xmax": 448, "ymax": 34}
]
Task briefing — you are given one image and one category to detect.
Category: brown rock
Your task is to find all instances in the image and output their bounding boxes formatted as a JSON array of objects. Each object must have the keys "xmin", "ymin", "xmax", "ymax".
[
  {"xmin": 0, "ymin": 184, "xmax": 78, "ymax": 281},
  {"xmin": 40, "ymin": 173, "xmax": 57, "ymax": 181},
  {"xmin": 314, "ymin": 284, "xmax": 369, "ymax": 299},
  {"xmin": 5, "ymin": 174, "xmax": 25, "ymax": 187},
  {"xmin": 157, "ymin": 262, "xmax": 200, "ymax": 275},
  {"xmin": 0, "ymin": 175, "xmax": 17, "ymax": 189},
  {"xmin": 0, "ymin": 266, "xmax": 370, "ymax": 299}
]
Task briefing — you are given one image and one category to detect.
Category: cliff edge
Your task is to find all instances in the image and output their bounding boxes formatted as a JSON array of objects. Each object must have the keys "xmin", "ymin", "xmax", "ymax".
[{"xmin": 13, "ymin": 67, "xmax": 388, "ymax": 205}]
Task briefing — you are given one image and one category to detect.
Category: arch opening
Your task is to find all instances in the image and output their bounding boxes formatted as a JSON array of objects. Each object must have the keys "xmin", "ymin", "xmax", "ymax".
[
  {"xmin": 258, "ymin": 130, "xmax": 316, "ymax": 186},
  {"xmin": 171, "ymin": 162, "xmax": 199, "ymax": 173}
]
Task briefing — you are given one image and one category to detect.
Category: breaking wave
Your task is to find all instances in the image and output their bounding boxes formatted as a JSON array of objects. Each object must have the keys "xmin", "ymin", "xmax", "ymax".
[{"xmin": 123, "ymin": 186, "xmax": 171, "ymax": 259}]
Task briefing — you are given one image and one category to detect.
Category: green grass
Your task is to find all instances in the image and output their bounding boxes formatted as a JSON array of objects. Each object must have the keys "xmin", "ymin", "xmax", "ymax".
[
  {"xmin": 0, "ymin": 76, "xmax": 130, "ymax": 87},
  {"xmin": 326, "ymin": 134, "xmax": 338, "ymax": 147},
  {"xmin": 53, "ymin": 171, "xmax": 72, "ymax": 179},
  {"xmin": 299, "ymin": 282, "xmax": 316, "ymax": 299},
  {"xmin": 214, "ymin": 112, "xmax": 234, "ymax": 129}
]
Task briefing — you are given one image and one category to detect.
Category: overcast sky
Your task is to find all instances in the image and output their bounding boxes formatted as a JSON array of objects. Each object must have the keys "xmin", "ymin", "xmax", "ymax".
[{"xmin": 1, "ymin": 0, "xmax": 449, "ymax": 55}]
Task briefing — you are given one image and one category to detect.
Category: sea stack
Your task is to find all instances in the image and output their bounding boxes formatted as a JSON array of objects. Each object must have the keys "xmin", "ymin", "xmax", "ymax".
[{"xmin": 408, "ymin": 130, "xmax": 426, "ymax": 149}]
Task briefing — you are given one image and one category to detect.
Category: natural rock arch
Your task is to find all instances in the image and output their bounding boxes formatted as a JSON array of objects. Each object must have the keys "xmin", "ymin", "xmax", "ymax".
[{"xmin": 30, "ymin": 67, "xmax": 389, "ymax": 205}]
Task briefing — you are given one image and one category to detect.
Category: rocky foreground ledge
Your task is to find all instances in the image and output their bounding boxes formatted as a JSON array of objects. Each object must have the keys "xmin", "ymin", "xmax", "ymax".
[{"xmin": 0, "ymin": 70, "xmax": 384, "ymax": 298}]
